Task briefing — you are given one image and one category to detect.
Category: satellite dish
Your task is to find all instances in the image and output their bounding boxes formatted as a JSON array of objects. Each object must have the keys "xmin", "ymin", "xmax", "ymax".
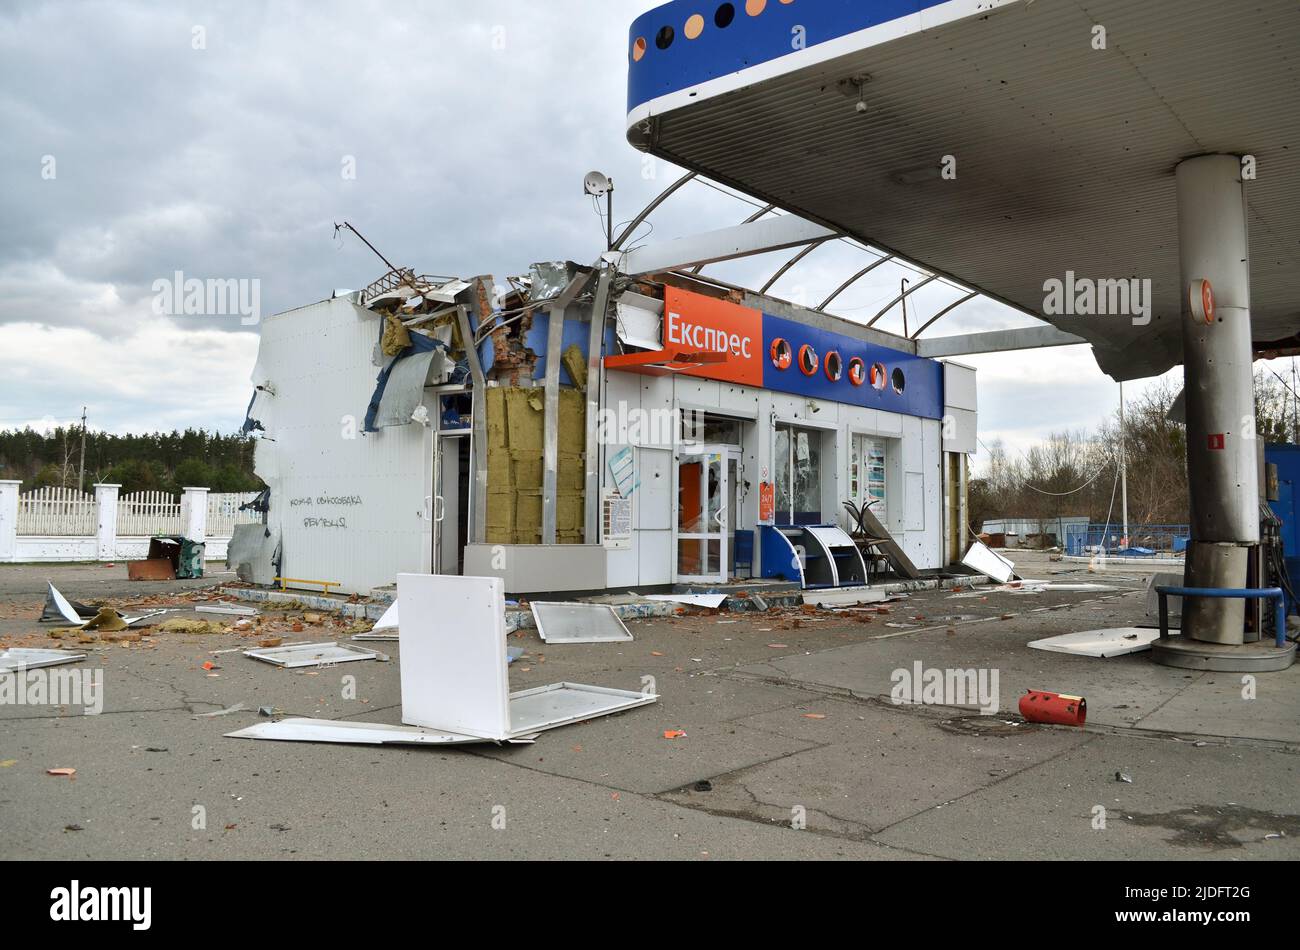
[{"xmin": 584, "ymin": 170, "xmax": 613, "ymax": 196}]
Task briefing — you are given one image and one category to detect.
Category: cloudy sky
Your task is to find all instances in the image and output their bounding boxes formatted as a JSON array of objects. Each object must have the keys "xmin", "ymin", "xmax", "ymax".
[{"xmin": 0, "ymin": 0, "xmax": 1178, "ymax": 471}]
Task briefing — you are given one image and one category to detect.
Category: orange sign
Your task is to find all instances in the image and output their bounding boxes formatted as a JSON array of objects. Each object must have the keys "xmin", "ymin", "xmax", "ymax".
[
  {"xmin": 662, "ymin": 288, "xmax": 763, "ymax": 386},
  {"xmin": 759, "ymin": 481, "xmax": 775, "ymax": 523}
]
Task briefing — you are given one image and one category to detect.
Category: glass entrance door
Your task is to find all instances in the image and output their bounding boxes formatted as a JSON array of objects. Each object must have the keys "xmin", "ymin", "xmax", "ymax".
[{"xmin": 674, "ymin": 446, "xmax": 729, "ymax": 583}]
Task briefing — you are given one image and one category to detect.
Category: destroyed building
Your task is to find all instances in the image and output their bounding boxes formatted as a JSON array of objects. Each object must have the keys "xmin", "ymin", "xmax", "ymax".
[{"xmin": 237, "ymin": 255, "xmax": 977, "ymax": 596}]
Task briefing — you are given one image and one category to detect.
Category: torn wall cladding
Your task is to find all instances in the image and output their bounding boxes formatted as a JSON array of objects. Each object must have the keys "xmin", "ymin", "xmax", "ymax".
[{"xmin": 485, "ymin": 387, "xmax": 586, "ymax": 545}]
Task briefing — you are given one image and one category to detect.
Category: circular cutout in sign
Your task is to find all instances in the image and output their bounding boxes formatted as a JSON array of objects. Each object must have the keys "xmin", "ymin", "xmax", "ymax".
[
  {"xmin": 1190, "ymin": 278, "xmax": 1216, "ymax": 324},
  {"xmin": 848, "ymin": 357, "xmax": 866, "ymax": 386},
  {"xmin": 798, "ymin": 344, "xmax": 819, "ymax": 376},
  {"xmin": 770, "ymin": 338, "xmax": 792, "ymax": 370},
  {"xmin": 824, "ymin": 351, "xmax": 843, "ymax": 382},
  {"xmin": 892, "ymin": 367, "xmax": 906, "ymax": 394},
  {"xmin": 870, "ymin": 362, "xmax": 887, "ymax": 390}
]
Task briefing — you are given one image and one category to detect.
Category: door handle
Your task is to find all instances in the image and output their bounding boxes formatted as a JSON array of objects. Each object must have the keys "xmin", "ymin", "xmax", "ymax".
[{"xmin": 434, "ymin": 496, "xmax": 446, "ymax": 523}]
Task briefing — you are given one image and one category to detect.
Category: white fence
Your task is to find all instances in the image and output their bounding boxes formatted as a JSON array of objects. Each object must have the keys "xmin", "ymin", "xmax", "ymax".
[
  {"xmin": 16, "ymin": 487, "xmax": 97, "ymax": 536},
  {"xmin": 0, "ymin": 482, "xmax": 262, "ymax": 562},
  {"xmin": 118, "ymin": 490, "xmax": 183, "ymax": 536},
  {"xmin": 207, "ymin": 491, "xmax": 261, "ymax": 537}
]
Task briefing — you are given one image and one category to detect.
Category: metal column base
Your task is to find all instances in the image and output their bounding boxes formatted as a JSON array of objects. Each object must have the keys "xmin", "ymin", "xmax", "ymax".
[{"xmin": 1150, "ymin": 636, "xmax": 1295, "ymax": 672}]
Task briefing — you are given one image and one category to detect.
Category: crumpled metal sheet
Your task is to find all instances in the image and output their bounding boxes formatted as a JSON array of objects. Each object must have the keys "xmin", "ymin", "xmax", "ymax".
[
  {"xmin": 228, "ymin": 523, "xmax": 280, "ymax": 586},
  {"xmin": 529, "ymin": 261, "xmax": 579, "ymax": 301},
  {"xmin": 373, "ymin": 348, "xmax": 447, "ymax": 428}
]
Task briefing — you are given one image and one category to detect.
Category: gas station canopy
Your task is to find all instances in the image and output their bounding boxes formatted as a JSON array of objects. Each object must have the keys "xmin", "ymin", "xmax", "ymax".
[{"xmin": 626, "ymin": 0, "xmax": 1300, "ymax": 380}]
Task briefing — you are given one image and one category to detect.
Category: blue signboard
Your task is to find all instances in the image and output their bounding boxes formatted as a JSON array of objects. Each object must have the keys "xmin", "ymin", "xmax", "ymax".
[{"xmin": 760, "ymin": 312, "xmax": 943, "ymax": 419}]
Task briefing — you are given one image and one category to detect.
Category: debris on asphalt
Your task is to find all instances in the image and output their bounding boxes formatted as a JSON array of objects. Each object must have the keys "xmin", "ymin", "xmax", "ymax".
[
  {"xmin": 192, "ymin": 703, "xmax": 247, "ymax": 719},
  {"xmin": 0, "ymin": 648, "xmax": 87, "ymax": 673},
  {"xmin": 961, "ymin": 541, "xmax": 1016, "ymax": 583},
  {"xmin": 1028, "ymin": 627, "xmax": 1160, "ymax": 658},
  {"xmin": 531, "ymin": 601, "xmax": 633, "ymax": 643},
  {"xmin": 46, "ymin": 767, "xmax": 76, "ymax": 778},
  {"xmin": 643, "ymin": 593, "xmax": 728, "ymax": 609},
  {"xmin": 195, "ymin": 604, "xmax": 258, "ymax": 617},
  {"xmin": 243, "ymin": 641, "xmax": 387, "ymax": 668},
  {"xmin": 1116, "ymin": 771, "xmax": 1133, "ymax": 784},
  {"xmin": 663, "ymin": 730, "xmax": 687, "ymax": 739},
  {"xmin": 158, "ymin": 618, "xmax": 224, "ymax": 635},
  {"xmin": 39, "ymin": 582, "xmax": 98, "ymax": 623}
]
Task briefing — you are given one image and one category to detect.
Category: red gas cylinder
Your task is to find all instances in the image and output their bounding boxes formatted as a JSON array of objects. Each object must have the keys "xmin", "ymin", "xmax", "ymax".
[{"xmin": 1019, "ymin": 689, "xmax": 1087, "ymax": 726}]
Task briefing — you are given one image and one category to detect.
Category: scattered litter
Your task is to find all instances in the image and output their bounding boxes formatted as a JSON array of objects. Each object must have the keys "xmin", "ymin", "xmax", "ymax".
[
  {"xmin": 258, "ymin": 706, "xmax": 279, "ymax": 717},
  {"xmin": 243, "ymin": 641, "xmax": 387, "ymax": 668},
  {"xmin": 663, "ymin": 730, "xmax": 686, "ymax": 739},
  {"xmin": 46, "ymin": 768, "xmax": 76, "ymax": 778},
  {"xmin": 693, "ymin": 780, "xmax": 712, "ymax": 792},
  {"xmin": 0, "ymin": 648, "xmax": 86, "ymax": 673},
  {"xmin": 643, "ymin": 593, "xmax": 728, "ymax": 609},
  {"xmin": 196, "ymin": 604, "xmax": 258, "ymax": 617},
  {"xmin": 1028, "ymin": 627, "xmax": 1161, "ymax": 658},
  {"xmin": 531, "ymin": 602, "xmax": 633, "ymax": 644},
  {"xmin": 802, "ymin": 713, "xmax": 827, "ymax": 720},
  {"xmin": 192, "ymin": 703, "xmax": 247, "ymax": 719},
  {"xmin": 767, "ymin": 643, "xmax": 788, "ymax": 649},
  {"xmin": 961, "ymin": 541, "xmax": 1015, "ymax": 583},
  {"xmin": 201, "ymin": 661, "xmax": 219, "ymax": 671},
  {"xmin": 1116, "ymin": 771, "xmax": 1133, "ymax": 784},
  {"xmin": 1018, "ymin": 689, "xmax": 1087, "ymax": 726}
]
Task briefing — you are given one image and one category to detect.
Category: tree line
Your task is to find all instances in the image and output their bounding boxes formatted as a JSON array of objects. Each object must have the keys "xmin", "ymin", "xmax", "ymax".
[
  {"xmin": 0, "ymin": 427, "xmax": 262, "ymax": 496},
  {"xmin": 970, "ymin": 369, "xmax": 1299, "ymax": 533}
]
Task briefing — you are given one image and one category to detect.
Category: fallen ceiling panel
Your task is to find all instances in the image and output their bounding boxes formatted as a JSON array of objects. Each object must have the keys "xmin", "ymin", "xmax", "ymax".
[
  {"xmin": 1028, "ymin": 627, "xmax": 1163, "ymax": 658},
  {"xmin": 531, "ymin": 602, "xmax": 634, "ymax": 644},
  {"xmin": 0, "ymin": 649, "xmax": 87, "ymax": 673},
  {"xmin": 225, "ymin": 718, "xmax": 535, "ymax": 746},
  {"xmin": 243, "ymin": 642, "xmax": 388, "ymax": 668}
]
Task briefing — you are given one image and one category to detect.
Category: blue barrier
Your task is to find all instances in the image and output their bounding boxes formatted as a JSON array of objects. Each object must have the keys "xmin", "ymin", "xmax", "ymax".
[{"xmin": 1155, "ymin": 585, "xmax": 1286, "ymax": 648}]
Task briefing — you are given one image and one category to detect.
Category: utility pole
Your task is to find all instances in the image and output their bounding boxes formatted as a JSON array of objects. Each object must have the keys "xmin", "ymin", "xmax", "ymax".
[
  {"xmin": 78, "ymin": 407, "xmax": 87, "ymax": 494},
  {"xmin": 1119, "ymin": 383, "xmax": 1129, "ymax": 547}
]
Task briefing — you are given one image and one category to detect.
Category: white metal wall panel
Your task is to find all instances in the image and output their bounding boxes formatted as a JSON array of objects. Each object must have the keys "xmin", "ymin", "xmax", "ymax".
[
  {"xmin": 256, "ymin": 298, "xmax": 433, "ymax": 594},
  {"xmin": 943, "ymin": 407, "xmax": 978, "ymax": 455},
  {"xmin": 397, "ymin": 573, "xmax": 510, "ymax": 738},
  {"xmin": 943, "ymin": 361, "xmax": 978, "ymax": 412}
]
